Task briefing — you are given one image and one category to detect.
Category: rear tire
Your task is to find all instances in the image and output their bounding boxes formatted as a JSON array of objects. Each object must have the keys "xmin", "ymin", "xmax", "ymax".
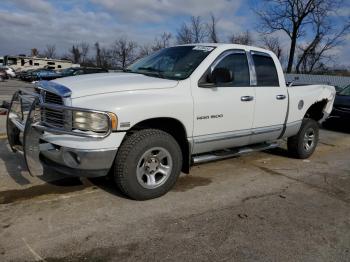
[
  {"xmin": 114, "ymin": 129, "xmax": 182, "ymax": 200},
  {"xmin": 287, "ymin": 118, "xmax": 319, "ymax": 159}
]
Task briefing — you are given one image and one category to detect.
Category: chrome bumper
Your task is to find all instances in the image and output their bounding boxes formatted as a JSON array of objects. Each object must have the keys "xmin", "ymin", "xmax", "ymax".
[{"xmin": 6, "ymin": 88, "xmax": 117, "ymax": 177}]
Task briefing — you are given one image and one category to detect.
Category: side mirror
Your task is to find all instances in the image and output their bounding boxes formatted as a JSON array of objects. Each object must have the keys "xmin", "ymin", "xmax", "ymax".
[
  {"xmin": 211, "ymin": 68, "xmax": 233, "ymax": 84},
  {"xmin": 198, "ymin": 67, "xmax": 233, "ymax": 88}
]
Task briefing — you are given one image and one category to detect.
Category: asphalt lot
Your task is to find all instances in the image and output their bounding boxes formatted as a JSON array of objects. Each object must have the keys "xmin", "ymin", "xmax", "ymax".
[{"xmin": 0, "ymin": 79, "xmax": 350, "ymax": 261}]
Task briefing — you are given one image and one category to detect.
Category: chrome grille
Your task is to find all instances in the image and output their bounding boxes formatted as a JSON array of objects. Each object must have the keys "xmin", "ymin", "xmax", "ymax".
[
  {"xmin": 44, "ymin": 92, "xmax": 63, "ymax": 105},
  {"xmin": 41, "ymin": 91, "xmax": 65, "ymax": 129}
]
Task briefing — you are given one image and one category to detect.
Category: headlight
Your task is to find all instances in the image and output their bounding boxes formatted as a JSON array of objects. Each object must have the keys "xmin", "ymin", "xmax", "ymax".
[{"xmin": 72, "ymin": 111, "xmax": 118, "ymax": 132}]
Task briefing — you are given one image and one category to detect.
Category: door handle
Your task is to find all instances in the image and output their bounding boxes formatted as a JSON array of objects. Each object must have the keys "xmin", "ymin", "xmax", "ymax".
[
  {"xmin": 276, "ymin": 94, "xmax": 286, "ymax": 100},
  {"xmin": 241, "ymin": 96, "xmax": 254, "ymax": 102}
]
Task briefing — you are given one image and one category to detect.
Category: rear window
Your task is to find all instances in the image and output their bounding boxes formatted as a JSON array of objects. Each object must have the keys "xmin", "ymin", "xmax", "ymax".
[{"xmin": 252, "ymin": 53, "xmax": 279, "ymax": 86}]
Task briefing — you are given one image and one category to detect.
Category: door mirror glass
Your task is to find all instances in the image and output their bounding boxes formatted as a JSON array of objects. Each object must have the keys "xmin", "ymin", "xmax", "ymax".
[{"xmin": 211, "ymin": 67, "xmax": 233, "ymax": 84}]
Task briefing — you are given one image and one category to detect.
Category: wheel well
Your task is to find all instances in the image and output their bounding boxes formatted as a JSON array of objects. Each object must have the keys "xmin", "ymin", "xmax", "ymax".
[
  {"xmin": 304, "ymin": 99, "xmax": 328, "ymax": 121},
  {"xmin": 129, "ymin": 118, "xmax": 191, "ymax": 174}
]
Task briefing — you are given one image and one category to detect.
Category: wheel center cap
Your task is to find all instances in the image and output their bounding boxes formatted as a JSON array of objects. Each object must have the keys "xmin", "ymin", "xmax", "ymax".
[{"xmin": 146, "ymin": 158, "xmax": 159, "ymax": 173}]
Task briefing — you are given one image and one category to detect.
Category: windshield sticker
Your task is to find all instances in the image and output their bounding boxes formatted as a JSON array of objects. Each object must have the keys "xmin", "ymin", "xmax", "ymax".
[{"xmin": 193, "ymin": 46, "xmax": 214, "ymax": 52}]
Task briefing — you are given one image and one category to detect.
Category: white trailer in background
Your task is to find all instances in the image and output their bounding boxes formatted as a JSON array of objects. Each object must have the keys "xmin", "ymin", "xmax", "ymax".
[{"xmin": 2, "ymin": 55, "xmax": 74, "ymax": 71}]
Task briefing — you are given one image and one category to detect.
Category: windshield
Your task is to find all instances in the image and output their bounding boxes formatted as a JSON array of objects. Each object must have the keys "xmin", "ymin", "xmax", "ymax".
[
  {"xmin": 127, "ymin": 45, "xmax": 215, "ymax": 80},
  {"xmin": 339, "ymin": 85, "xmax": 350, "ymax": 96}
]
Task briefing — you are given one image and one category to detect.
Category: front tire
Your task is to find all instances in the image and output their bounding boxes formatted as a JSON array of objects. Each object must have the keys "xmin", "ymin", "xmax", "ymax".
[
  {"xmin": 287, "ymin": 118, "xmax": 319, "ymax": 159},
  {"xmin": 114, "ymin": 129, "xmax": 182, "ymax": 200}
]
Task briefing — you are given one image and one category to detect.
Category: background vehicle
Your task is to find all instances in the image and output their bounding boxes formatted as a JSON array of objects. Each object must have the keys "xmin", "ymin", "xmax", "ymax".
[
  {"xmin": 329, "ymin": 84, "xmax": 350, "ymax": 120},
  {"xmin": 18, "ymin": 69, "xmax": 35, "ymax": 81},
  {"xmin": 0, "ymin": 69, "xmax": 7, "ymax": 81},
  {"xmin": 19, "ymin": 68, "xmax": 59, "ymax": 82},
  {"xmin": 30, "ymin": 68, "xmax": 60, "ymax": 81},
  {"xmin": 7, "ymin": 44, "xmax": 335, "ymax": 200},
  {"xmin": 1, "ymin": 55, "xmax": 74, "ymax": 71},
  {"xmin": 0, "ymin": 66, "xmax": 16, "ymax": 78},
  {"xmin": 58, "ymin": 67, "xmax": 108, "ymax": 77}
]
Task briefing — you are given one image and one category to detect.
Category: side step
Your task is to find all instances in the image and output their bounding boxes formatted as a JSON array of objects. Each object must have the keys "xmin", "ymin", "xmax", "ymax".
[{"xmin": 192, "ymin": 142, "xmax": 279, "ymax": 165}]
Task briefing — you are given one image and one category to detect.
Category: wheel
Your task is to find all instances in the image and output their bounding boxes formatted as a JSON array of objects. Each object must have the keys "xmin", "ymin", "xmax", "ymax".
[
  {"xmin": 114, "ymin": 129, "xmax": 182, "ymax": 200},
  {"xmin": 287, "ymin": 118, "xmax": 319, "ymax": 159}
]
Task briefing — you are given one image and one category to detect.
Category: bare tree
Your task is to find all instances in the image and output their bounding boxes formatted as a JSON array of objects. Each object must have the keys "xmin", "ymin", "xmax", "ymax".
[
  {"xmin": 295, "ymin": 7, "xmax": 350, "ymax": 73},
  {"xmin": 176, "ymin": 16, "xmax": 208, "ymax": 44},
  {"xmin": 31, "ymin": 48, "xmax": 39, "ymax": 57},
  {"xmin": 191, "ymin": 16, "xmax": 208, "ymax": 43},
  {"xmin": 255, "ymin": 0, "xmax": 342, "ymax": 73},
  {"xmin": 113, "ymin": 38, "xmax": 137, "ymax": 69},
  {"xmin": 44, "ymin": 44, "xmax": 56, "ymax": 58},
  {"xmin": 229, "ymin": 31, "xmax": 254, "ymax": 45},
  {"xmin": 95, "ymin": 42, "xmax": 112, "ymax": 68},
  {"xmin": 261, "ymin": 35, "xmax": 283, "ymax": 59},
  {"xmin": 80, "ymin": 42, "xmax": 89, "ymax": 64},
  {"xmin": 176, "ymin": 23, "xmax": 193, "ymax": 44},
  {"xmin": 207, "ymin": 13, "xmax": 219, "ymax": 43},
  {"xmin": 152, "ymin": 32, "xmax": 172, "ymax": 51},
  {"xmin": 69, "ymin": 45, "xmax": 81, "ymax": 64},
  {"xmin": 95, "ymin": 42, "xmax": 102, "ymax": 67},
  {"xmin": 138, "ymin": 44, "xmax": 152, "ymax": 58},
  {"xmin": 100, "ymin": 48, "xmax": 112, "ymax": 69}
]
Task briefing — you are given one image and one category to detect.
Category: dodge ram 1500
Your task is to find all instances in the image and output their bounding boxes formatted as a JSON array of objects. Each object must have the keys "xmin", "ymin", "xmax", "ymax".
[{"xmin": 7, "ymin": 44, "xmax": 335, "ymax": 200}]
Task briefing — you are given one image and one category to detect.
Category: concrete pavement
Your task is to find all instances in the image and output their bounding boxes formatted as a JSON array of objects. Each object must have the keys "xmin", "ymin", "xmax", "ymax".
[{"xmin": 0, "ymin": 125, "xmax": 349, "ymax": 261}]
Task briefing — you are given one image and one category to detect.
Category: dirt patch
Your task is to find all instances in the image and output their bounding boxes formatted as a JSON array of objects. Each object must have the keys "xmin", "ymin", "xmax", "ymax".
[
  {"xmin": 172, "ymin": 175, "xmax": 212, "ymax": 192},
  {"xmin": 0, "ymin": 177, "xmax": 96, "ymax": 204},
  {"xmin": 45, "ymin": 242, "xmax": 139, "ymax": 262}
]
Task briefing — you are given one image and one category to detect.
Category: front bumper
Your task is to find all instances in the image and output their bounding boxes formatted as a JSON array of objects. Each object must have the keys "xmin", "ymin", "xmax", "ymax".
[
  {"xmin": 40, "ymin": 145, "xmax": 117, "ymax": 177},
  {"xmin": 6, "ymin": 88, "xmax": 123, "ymax": 177}
]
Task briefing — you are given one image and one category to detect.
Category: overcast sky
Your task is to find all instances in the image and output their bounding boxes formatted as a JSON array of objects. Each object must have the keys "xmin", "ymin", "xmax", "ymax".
[{"xmin": 0, "ymin": 0, "xmax": 349, "ymax": 67}]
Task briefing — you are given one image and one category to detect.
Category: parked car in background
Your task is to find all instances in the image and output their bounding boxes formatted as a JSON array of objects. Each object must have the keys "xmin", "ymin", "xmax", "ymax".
[
  {"xmin": 0, "ymin": 66, "xmax": 16, "ymax": 78},
  {"xmin": 18, "ymin": 67, "xmax": 108, "ymax": 82},
  {"xmin": 330, "ymin": 84, "xmax": 350, "ymax": 120},
  {"xmin": 0, "ymin": 69, "xmax": 7, "ymax": 81},
  {"xmin": 18, "ymin": 69, "xmax": 35, "ymax": 81},
  {"xmin": 59, "ymin": 67, "xmax": 108, "ymax": 77},
  {"xmin": 19, "ymin": 68, "xmax": 60, "ymax": 82},
  {"xmin": 30, "ymin": 69, "xmax": 61, "ymax": 81}
]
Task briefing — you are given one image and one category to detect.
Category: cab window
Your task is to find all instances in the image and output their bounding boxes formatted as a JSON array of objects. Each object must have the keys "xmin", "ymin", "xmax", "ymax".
[
  {"xmin": 213, "ymin": 53, "xmax": 250, "ymax": 86},
  {"xmin": 252, "ymin": 53, "xmax": 279, "ymax": 86}
]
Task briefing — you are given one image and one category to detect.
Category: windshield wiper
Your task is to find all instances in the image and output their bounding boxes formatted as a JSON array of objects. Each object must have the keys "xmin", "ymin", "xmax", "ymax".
[{"xmin": 137, "ymin": 67, "xmax": 165, "ymax": 78}]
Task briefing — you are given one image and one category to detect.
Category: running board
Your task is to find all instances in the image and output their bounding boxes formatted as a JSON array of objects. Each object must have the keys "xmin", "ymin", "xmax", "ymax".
[{"xmin": 192, "ymin": 142, "xmax": 279, "ymax": 165}]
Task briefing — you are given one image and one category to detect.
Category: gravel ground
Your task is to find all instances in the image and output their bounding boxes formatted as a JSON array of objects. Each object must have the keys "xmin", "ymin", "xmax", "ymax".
[{"xmin": 0, "ymin": 79, "xmax": 349, "ymax": 261}]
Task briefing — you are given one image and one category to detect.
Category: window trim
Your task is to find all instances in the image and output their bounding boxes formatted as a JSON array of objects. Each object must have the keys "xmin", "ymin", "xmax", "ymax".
[
  {"xmin": 198, "ymin": 49, "xmax": 254, "ymax": 88},
  {"xmin": 250, "ymin": 51, "xmax": 280, "ymax": 87}
]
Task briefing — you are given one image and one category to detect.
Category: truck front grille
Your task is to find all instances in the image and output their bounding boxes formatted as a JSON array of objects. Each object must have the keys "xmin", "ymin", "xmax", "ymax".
[{"xmin": 41, "ymin": 91, "xmax": 66, "ymax": 129}]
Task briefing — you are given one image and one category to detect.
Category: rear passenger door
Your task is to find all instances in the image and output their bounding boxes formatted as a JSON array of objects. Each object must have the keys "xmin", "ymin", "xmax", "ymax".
[{"xmin": 250, "ymin": 51, "xmax": 288, "ymax": 143}]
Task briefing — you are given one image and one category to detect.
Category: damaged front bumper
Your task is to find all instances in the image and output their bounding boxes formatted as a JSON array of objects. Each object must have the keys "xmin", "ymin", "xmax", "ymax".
[{"xmin": 6, "ymin": 89, "xmax": 118, "ymax": 177}]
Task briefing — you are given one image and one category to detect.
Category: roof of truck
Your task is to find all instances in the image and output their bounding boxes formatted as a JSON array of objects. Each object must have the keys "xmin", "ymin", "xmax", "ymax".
[{"xmin": 177, "ymin": 43, "xmax": 274, "ymax": 54}]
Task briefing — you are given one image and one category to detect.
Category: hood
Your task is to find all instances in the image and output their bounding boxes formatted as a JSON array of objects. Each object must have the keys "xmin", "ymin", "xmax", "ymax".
[{"xmin": 52, "ymin": 72, "xmax": 178, "ymax": 98}]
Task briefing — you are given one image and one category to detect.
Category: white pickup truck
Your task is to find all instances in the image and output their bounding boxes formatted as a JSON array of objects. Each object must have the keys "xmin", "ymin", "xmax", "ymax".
[{"xmin": 7, "ymin": 44, "xmax": 335, "ymax": 200}]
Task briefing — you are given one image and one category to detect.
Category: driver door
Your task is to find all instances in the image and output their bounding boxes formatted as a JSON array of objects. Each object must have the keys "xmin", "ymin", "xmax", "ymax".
[{"xmin": 191, "ymin": 50, "xmax": 256, "ymax": 154}]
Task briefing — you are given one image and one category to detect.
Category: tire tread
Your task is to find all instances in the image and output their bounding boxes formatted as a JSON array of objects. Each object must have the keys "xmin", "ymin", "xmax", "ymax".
[{"xmin": 114, "ymin": 129, "xmax": 182, "ymax": 200}]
